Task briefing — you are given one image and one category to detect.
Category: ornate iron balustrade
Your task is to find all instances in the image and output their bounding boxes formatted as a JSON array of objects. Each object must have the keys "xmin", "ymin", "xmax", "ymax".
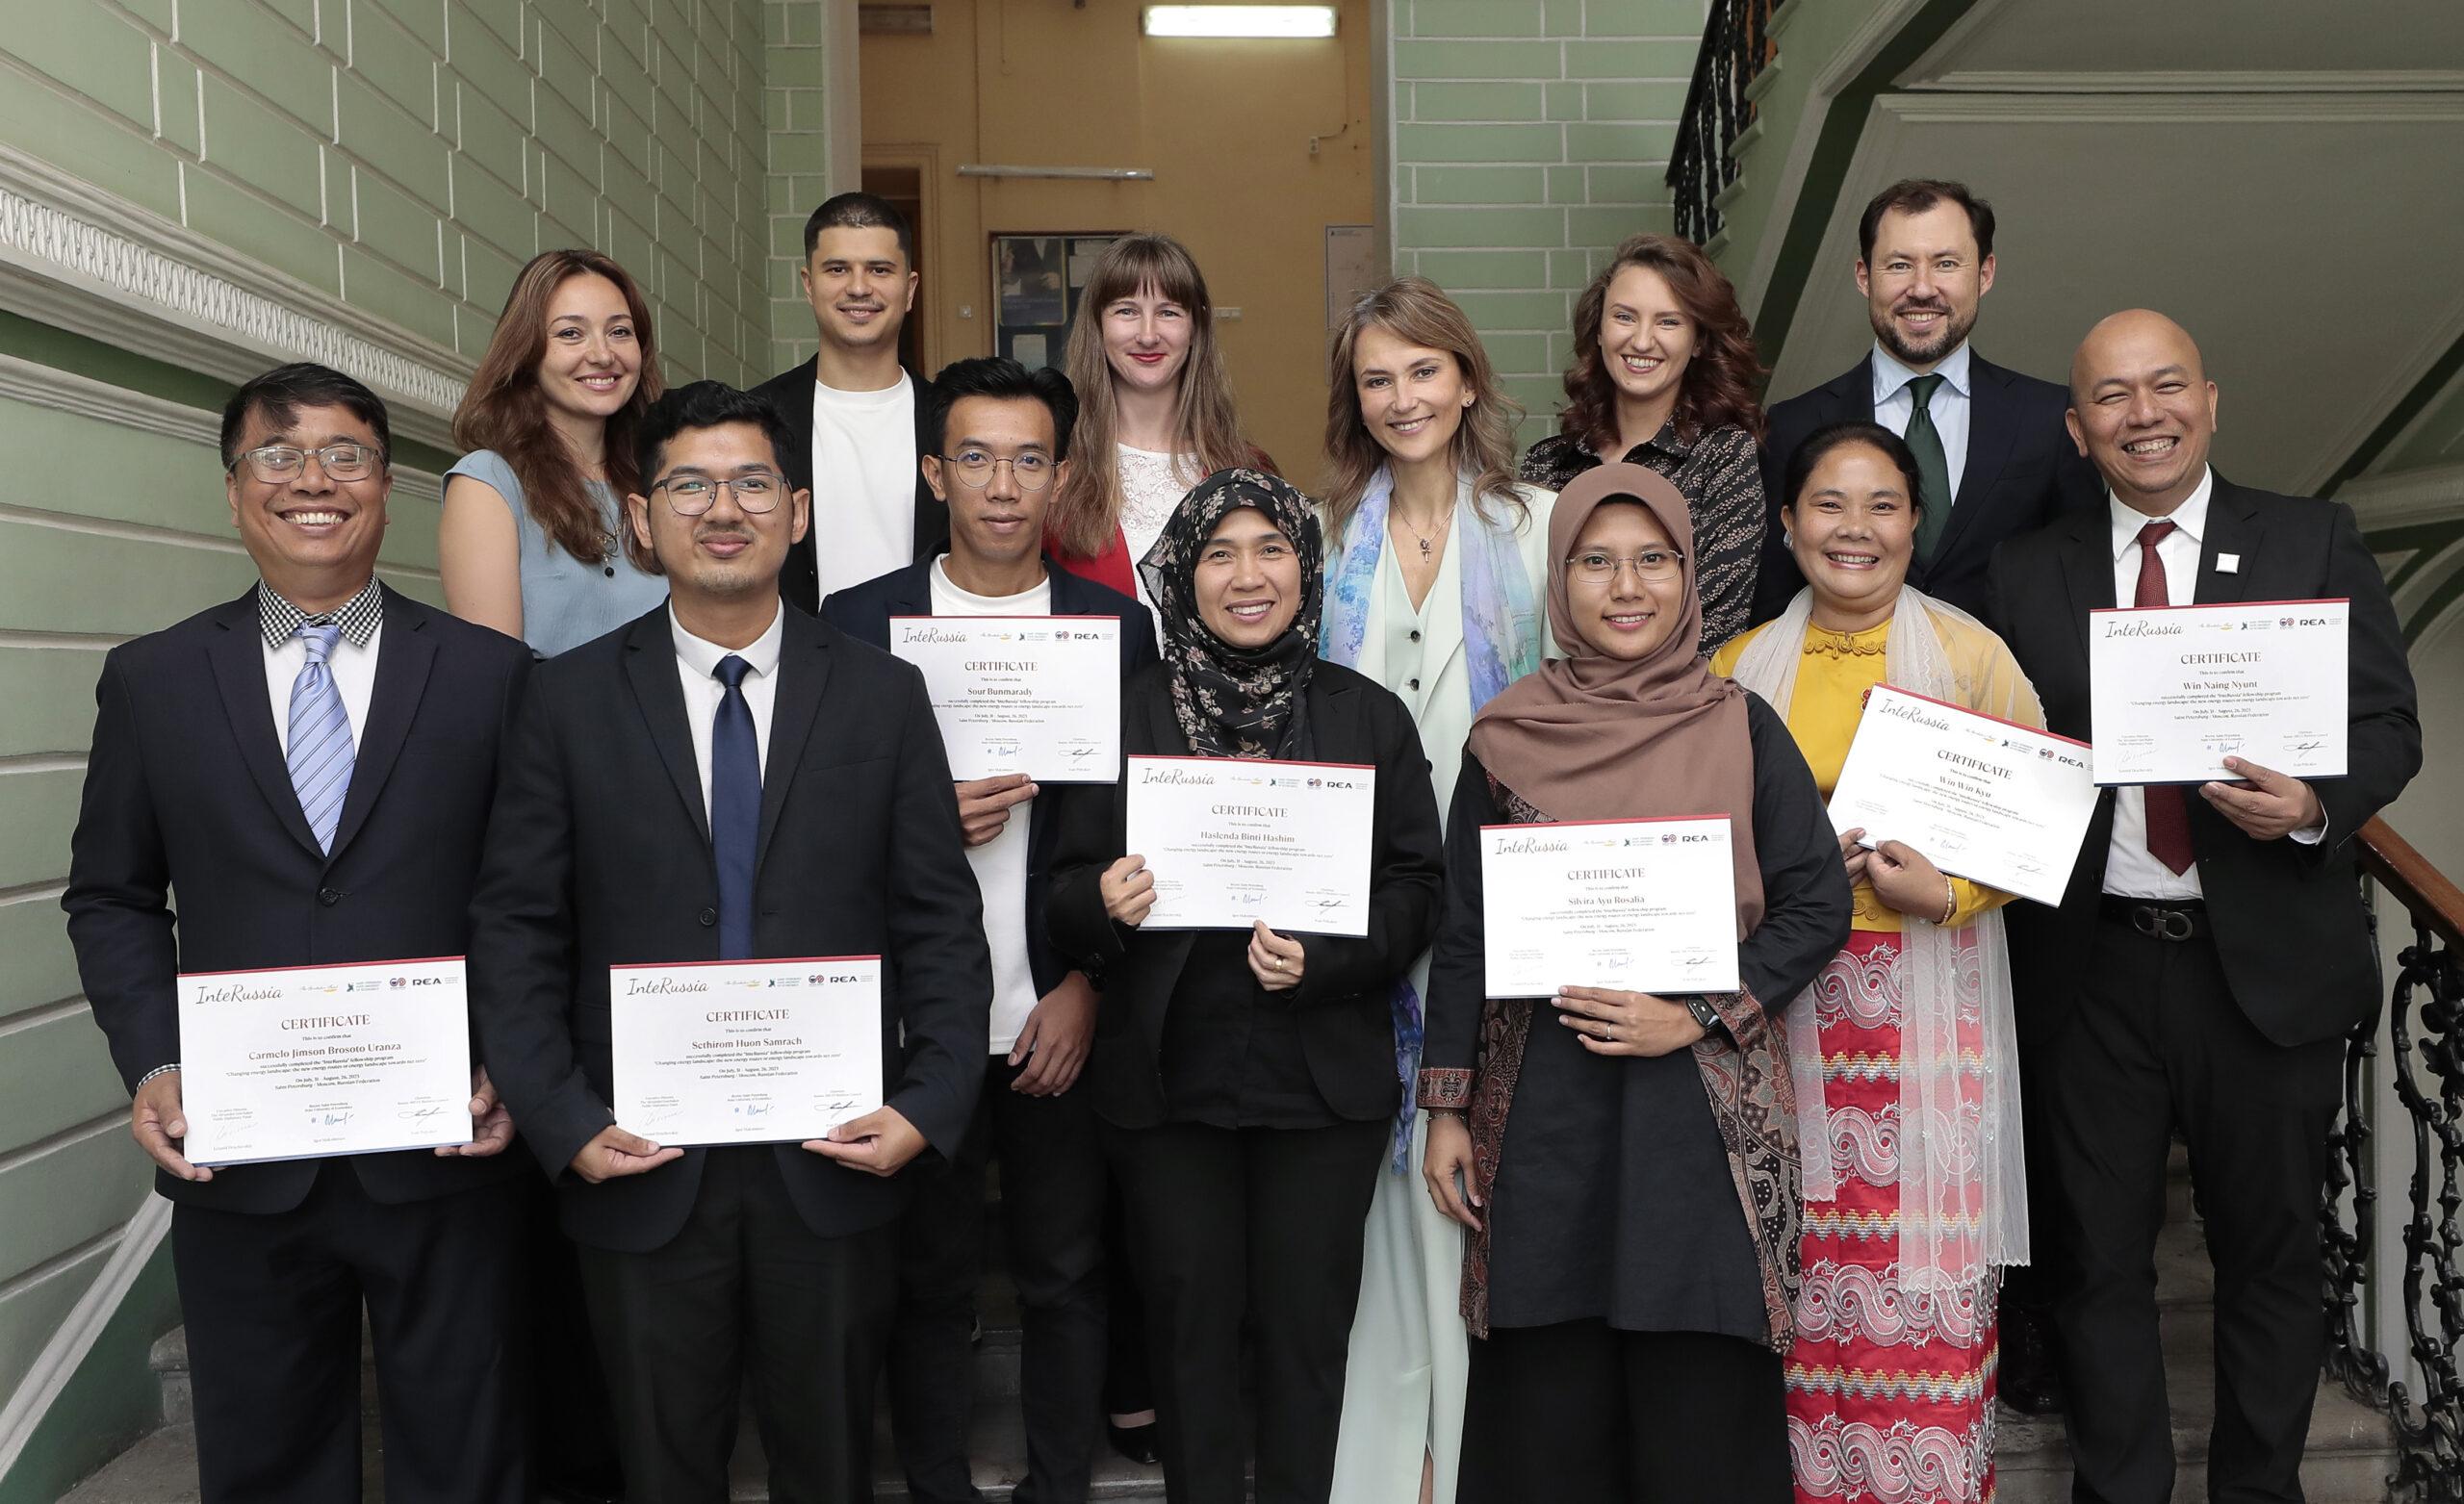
[
  {"xmin": 1666, "ymin": 0, "xmax": 1776, "ymax": 245},
  {"xmin": 2324, "ymin": 817, "xmax": 2464, "ymax": 1501}
]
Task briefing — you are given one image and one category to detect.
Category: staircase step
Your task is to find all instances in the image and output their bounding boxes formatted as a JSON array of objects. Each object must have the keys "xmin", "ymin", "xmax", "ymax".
[{"xmin": 1994, "ymin": 1376, "xmax": 2395, "ymax": 1503}]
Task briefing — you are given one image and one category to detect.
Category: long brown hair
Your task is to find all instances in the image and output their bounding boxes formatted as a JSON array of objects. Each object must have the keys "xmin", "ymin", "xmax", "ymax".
[
  {"xmin": 1557, "ymin": 233, "xmax": 1762, "ymax": 454},
  {"xmin": 1050, "ymin": 234, "xmax": 1254, "ymax": 558},
  {"xmin": 1321, "ymin": 276, "xmax": 1527, "ymax": 543},
  {"xmin": 453, "ymin": 248, "xmax": 663, "ymax": 566}
]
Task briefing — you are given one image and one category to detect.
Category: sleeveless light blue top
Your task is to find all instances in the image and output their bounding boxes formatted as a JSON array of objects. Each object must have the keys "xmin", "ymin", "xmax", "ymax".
[{"xmin": 445, "ymin": 449, "xmax": 669, "ymax": 657}]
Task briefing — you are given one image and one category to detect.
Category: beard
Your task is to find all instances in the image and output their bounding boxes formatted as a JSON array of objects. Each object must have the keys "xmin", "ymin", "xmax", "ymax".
[{"xmin": 1871, "ymin": 298, "xmax": 1976, "ymax": 368}]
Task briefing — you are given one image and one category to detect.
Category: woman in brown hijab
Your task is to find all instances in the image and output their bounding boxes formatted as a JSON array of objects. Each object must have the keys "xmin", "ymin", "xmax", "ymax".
[{"xmin": 1413, "ymin": 464, "xmax": 1851, "ymax": 1501}]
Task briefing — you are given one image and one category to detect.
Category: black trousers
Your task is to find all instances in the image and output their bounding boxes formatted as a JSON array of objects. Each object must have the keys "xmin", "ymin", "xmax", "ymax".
[
  {"xmin": 2041, "ymin": 916, "xmax": 2343, "ymax": 1504},
  {"xmin": 513, "ymin": 1166, "xmax": 624, "ymax": 1497},
  {"xmin": 1457, "ymin": 1321, "xmax": 1790, "ymax": 1503},
  {"xmin": 889, "ymin": 1058, "xmax": 1109, "ymax": 1504},
  {"xmin": 1105, "ymin": 1116, "xmax": 1388, "ymax": 1504},
  {"xmin": 575, "ymin": 1145, "xmax": 899, "ymax": 1504},
  {"xmin": 172, "ymin": 1163, "xmax": 526, "ymax": 1504}
]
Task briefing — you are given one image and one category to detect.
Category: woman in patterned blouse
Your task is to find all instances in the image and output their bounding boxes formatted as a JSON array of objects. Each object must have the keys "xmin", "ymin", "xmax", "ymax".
[{"xmin": 1519, "ymin": 233, "xmax": 1767, "ymax": 650}]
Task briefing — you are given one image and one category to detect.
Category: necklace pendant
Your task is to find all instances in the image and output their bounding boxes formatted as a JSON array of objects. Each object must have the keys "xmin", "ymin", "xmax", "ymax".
[{"xmin": 1419, "ymin": 538, "xmax": 1432, "ymax": 561}]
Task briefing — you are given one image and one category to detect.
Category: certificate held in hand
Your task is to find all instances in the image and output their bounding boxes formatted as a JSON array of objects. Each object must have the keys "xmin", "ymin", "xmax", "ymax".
[
  {"xmin": 1123, "ymin": 755, "xmax": 1376, "ymax": 936},
  {"xmin": 177, "ymin": 956, "xmax": 476, "ymax": 1167},
  {"xmin": 1827, "ymin": 685, "xmax": 2097, "ymax": 908},
  {"xmin": 2088, "ymin": 599, "xmax": 2348, "ymax": 785},
  {"xmin": 892, "ymin": 615, "xmax": 1122, "ymax": 781},
  {"xmin": 610, "ymin": 957, "xmax": 885, "ymax": 1147},
  {"xmin": 1480, "ymin": 817, "xmax": 1739, "ymax": 998}
]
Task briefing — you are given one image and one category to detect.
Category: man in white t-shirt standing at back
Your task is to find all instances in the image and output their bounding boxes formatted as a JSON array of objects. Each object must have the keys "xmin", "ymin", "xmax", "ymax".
[{"xmin": 756, "ymin": 191, "xmax": 948, "ymax": 615}]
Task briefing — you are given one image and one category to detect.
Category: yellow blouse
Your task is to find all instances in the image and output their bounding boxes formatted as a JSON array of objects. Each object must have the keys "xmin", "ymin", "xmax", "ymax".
[{"xmin": 1711, "ymin": 614, "xmax": 2039, "ymax": 932}]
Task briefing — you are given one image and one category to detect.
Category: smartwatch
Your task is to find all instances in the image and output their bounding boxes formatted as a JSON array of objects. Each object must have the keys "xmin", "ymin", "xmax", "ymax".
[{"xmin": 1684, "ymin": 996, "xmax": 1724, "ymax": 1035}]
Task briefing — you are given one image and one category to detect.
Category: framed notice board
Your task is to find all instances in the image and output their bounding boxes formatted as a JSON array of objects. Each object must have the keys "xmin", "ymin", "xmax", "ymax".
[{"xmin": 991, "ymin": 234, "xmax": 1125, "ymax": 371}]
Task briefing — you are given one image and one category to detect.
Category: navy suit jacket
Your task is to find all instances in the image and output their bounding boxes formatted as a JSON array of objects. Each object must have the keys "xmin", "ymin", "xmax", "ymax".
[{"xmin": 820, "ymin": 555, "xmax": 1159, "ymax": 997}]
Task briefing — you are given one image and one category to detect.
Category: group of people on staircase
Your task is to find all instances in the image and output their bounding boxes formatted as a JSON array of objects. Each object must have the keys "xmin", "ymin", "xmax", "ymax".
[{"xmin": 62, "ymin": 176, "xmax": 2419, "ymax": 1504}]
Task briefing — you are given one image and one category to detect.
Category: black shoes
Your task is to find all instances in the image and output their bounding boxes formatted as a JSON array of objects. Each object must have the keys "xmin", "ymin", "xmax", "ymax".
[
  {"xmin": 2000, "ymin": 1302, "xmax": 2066, "ymax": 1416},
  {"xmin": 1106, "ymin": 1419, "xmax": 1161, "ymax": 1466}
]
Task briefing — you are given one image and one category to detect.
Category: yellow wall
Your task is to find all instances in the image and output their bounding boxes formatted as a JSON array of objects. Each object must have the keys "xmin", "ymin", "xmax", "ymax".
[{"xmin": 859, "ymin": 0, "xmax": 1376, "ymax": 479}]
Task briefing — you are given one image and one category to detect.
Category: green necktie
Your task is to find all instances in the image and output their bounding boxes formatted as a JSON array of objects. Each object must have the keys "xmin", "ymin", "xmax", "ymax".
[{"xmin": 1904, "ymin": 371, "xmax": 1953, "ymax": 562}]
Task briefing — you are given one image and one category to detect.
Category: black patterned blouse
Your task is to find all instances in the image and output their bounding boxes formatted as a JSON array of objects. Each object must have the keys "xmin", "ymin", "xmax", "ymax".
[{"xmin": 1519, "ymin": 421, "xmax": 1764, "ymax": 651}]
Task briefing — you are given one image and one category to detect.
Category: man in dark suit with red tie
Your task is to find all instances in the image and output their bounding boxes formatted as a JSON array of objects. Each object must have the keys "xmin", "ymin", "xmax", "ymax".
[
  {"xmin": 64, "ymin": 364, "xmax": 532, "ymax": 1502},
  {"xmin": 1988, "ymin": 310, "xmax": 2419, "ymax": 1503}
]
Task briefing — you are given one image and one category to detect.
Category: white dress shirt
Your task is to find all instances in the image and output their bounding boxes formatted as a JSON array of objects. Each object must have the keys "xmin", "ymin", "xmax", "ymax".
[
  {"xmin": 1871, "ymin": 340, "xmax": 1974, "ymax": 501},
  {"xmin": 261, "ymin": 583, "xmax": 382, "ymax": 755},
  {"xmin": 669, "ymin": 602, "xmax": 784, "ymax": 823},
  {"xmin": 2101, "ymin": 472, "xmax": 2212, "ymax": 901}
]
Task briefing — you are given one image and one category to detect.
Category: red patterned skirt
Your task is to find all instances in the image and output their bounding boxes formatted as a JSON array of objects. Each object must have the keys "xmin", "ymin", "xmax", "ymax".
[{"xmin": 1784, "ymin": 930, "xmax": 2000, "ymax": 1503}]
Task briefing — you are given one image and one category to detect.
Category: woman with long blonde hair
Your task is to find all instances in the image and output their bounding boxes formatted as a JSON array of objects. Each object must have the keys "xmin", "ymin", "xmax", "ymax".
[
  {"xmin": 1319, "ymin": 278, "xmax": 1554, "ymax": 1504},
  {"xmin": 1048, "ymin": 233, "xmax": 1275, "ymax": 610}
]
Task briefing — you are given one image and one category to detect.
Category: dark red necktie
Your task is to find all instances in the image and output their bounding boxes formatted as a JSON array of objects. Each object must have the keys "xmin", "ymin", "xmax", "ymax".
[{"xmin": 2134, "ymin": 521, "xmax": 2194, "ymax": 875}]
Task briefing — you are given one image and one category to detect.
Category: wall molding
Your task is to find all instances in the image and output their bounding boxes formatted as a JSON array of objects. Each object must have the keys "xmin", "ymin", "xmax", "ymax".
[
  {"xmin": 0, "ymin": 1200, "xmax": 168, "ymax": 1485},
  {"xmin": 0, "ymin": 145, "xmax": 472, "ymax": 453},
  {"xmin": 1877, "ymin": 89, "xmax": 2464, "ymax": 124},
  {"xmin": 2343, "ymin": 462, "xmax": 2464, "ymax": 532},
  {"xmin": 1920, "ymin": 69, "xmax": 2464, "ymax": 95},
  {"xmin": 0, "ymin": 353, "xmax": 443, "ymax": 506}
]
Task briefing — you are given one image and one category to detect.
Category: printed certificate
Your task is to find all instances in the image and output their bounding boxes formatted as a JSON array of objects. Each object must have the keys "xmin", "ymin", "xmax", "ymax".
[
  {"xmin": 176, "ymin": 956, "xmax": 475, "ymax": 1167},
  {"xmin": 1827, "ymin": 685, "xmax": 2097, "ymax": 907},
  {"xmin": 609, "ymin": 957, "xmax": 884, "ymax": 1147},
  {"xmin": 891, "ymin": 616, "xmax": 1122, "ymax": 781},
  {"xmin": 1123, "ymin": 756, "xmax": 1376, "ymax": 936},
  {"xmin": 1480, "ymin": 817, "xmax": 1739, "ymax": 997},
  {"xmin": 2089, "ymin": 600, "xmax": 2348, "ymax": 784}
]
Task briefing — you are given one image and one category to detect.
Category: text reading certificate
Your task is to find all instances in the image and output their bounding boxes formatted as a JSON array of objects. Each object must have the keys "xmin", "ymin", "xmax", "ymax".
[
  {"xmin": 1827, "ymin": 685, "xmax": 2097, "ymax": 908},
  {"xmin": 610, "ymin": 957, "xmax": 884, "ymax": 1147},
  {"xmin": 1123, "ymin": 756, "xmax": 1376, "ymax": 936},
  {"xmin": 177, "ymin": 956, "xmax": 475, "ymax": 1167},
  {"xmin": 891, "ymin": 616, "xmax": 1121, "ymax": 781},
  {"xmin": 1480, "ymin": 817, "xmax": 1739, "ymax": 997},
  {"xmin": 2089, "ymin": 600, "xmax": 2348, "ymax": 785}
]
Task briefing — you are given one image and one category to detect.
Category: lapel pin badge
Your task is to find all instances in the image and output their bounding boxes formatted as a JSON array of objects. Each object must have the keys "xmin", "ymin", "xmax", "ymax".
[{"xmin": 2216, "ymin": 553, "xmax": 2241, "ymax": 574}]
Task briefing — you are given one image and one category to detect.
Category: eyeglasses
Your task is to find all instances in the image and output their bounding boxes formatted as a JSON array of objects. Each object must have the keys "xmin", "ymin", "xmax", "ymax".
[
  {"xmin": 1564, "ymin": 548, "xmax": 1684, "ymax": 585},
  {"xmin": 229, "ymin": 443, "xmax": 382, "ymax": 484},
  {"xmin": 652, "ymin": 472, "xmax": 784, "ymax": 515},
  {"xmin": 937, "ymin": 450, "xmax": 1055, "ymax": 492}
]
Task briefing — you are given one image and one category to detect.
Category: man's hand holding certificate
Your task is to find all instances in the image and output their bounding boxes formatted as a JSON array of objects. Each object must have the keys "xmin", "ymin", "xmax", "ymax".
[
  {"xmin": 2089, "ymin": 600, "xmax": 2348, "ymax": 785},
  {"xmin": 1827, "ymin": 686, "xmax": 2098, "ymax": 908},
  {"xmin": 892, "ymin": 615, "xmax": 1121, "ymax": 781},
  {"xmin": 1480, "ymin": 817, "xmax": 1740, "ymax": 997},
  {"xmin": 1123, "ymin": 756, "xmax": 1376, "ymax": 936},
  {"xmin": 177, "ymin": 957, "xmax": 477, "ymax": 1167},
  {"xmin": 610, "ymin": 958, "xmax": 885, "ymax": 1148}
]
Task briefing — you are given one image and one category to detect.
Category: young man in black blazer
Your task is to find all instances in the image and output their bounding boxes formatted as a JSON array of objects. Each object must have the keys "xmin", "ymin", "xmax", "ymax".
[
  {"xmin": 64, "ymin": 364, "xmax": 532, "ymax": 1503},
  {"xmin": 754, "ymin": 191, "xmax": 947, "ymax": 616},
  {"xmin": 1988, "ymin": 310, "xmax": 2420, "ymax": 1503},
  {"xmin": 1753, "ymin": 179, "xmax": 2101, "ymax": 626},
  {"xmin": 824, "ymin": 356, "xmax": 1157, "ymax": 1504},
  {"xmin": 469, "ymin": 381, "xmax": 992, "ymax": 1501}
]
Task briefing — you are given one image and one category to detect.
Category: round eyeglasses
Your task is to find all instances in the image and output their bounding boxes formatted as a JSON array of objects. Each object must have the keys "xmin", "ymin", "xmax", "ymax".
[
  {"xmin": 1564, "ymin": 548, "xmax": 1685, "ymax": 585},
  {"xmin": 937, "ymin": 450, "xmax": 1055, "ymax": 492},
  {"xmin": 229, "ymin": 443, "xmax": 382, "ymax": 484}
]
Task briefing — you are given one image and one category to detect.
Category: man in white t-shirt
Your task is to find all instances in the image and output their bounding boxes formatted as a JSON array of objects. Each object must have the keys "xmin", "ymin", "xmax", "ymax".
[
  {"xmin": 823, "ymin": 358, "xmax": 1157, "ymax": 1504},
  {"xmin": 755, "ymin": 191, "xmax": 947, "ymax": 616}
]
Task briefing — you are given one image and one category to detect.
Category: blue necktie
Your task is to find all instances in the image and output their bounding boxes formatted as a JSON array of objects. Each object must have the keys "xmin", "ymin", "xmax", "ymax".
[
  {"xmin": 286, "ymin": 623, "xmax": 354, "ymax": 854},
  {"xmin": 711, "ymin": 654, "xmax": 759, "ymax": 959}
]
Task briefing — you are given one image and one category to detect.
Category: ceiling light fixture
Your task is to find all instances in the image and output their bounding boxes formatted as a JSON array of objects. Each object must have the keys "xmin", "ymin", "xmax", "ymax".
[{"xmin": 1142, "ymin": 6, "xmax": 1340, "ymax": 39}]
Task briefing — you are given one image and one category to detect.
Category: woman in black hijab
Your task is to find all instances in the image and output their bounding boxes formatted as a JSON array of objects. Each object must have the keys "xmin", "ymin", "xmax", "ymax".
[{"xmin": 1047, "ymin": 468, "xmax": 1446, "ymax": 1504}]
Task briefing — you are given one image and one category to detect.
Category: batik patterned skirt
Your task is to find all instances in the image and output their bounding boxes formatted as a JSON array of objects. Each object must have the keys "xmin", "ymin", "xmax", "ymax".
[{"xmin": 1784, "ymin": 930, "xmax": 1999, "ymax": 1504}]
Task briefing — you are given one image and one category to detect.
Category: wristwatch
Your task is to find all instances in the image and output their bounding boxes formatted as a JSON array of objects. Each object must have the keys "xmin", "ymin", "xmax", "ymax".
[{"xmin": 1683, "ymin": 997, "xmax": 1724, "ymax": 1036}]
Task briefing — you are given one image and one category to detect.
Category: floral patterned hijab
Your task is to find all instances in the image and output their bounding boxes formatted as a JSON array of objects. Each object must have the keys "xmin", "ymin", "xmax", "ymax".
[{"xmin": 1139, "ymin": 467, "xmax": 1326, "ymax": 760}]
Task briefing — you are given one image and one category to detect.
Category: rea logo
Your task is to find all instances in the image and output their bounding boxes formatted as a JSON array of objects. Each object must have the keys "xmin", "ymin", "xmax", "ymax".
[{"xmin": 407, "ymin": 975, "xmax": 447, "ymax": 986}]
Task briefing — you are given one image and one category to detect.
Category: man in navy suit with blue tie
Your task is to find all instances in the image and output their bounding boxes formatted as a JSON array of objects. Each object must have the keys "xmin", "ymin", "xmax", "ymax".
[{"xmin": 64, "ymin": 364, "xmax": 533, "ymax": 1502}]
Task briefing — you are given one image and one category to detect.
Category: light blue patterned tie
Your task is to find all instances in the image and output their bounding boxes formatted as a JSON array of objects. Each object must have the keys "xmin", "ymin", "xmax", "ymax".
[{"xmin": 286, "ymin": 623, "xmax": 354, "ymax": 853}]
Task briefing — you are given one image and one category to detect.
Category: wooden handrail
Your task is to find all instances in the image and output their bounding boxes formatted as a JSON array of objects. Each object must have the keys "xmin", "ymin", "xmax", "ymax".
[{"xmin": 2358, "ymin": 815, "xmax": 2464, "ymax": 951}]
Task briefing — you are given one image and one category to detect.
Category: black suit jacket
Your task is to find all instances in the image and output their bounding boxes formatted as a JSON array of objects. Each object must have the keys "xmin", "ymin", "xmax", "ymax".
[
  {"xmin": 750, "ymin": 359, "xmax": 948, "ymax": 617},
  {"xmin": 1753, "ymin": 349, "xmax": 2100, "ymax": 623},
  {"xmin": 819, "ymin": 556, "xmax": 1161, "ymax": 999},
  {"xmin": 1986, "ymin": 476, "xmax": 2420, "ymax": 1047},
  {"xmin": 1044, "ymin": 662, "xmax": 1446, "ymax": 1130},
  {"xmin": 64, "ymin": 586, "xmax": 531, "ymax": 1214},
  {"xmin": 468, "ymin": 603, "xmax": 991, "ymax": 1252}
]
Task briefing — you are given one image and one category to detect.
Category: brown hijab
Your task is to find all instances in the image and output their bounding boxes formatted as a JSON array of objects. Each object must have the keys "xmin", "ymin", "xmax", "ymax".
[{"xmin": 1467, "ymin": 463, "xmax": 1764, "ymax": 930}]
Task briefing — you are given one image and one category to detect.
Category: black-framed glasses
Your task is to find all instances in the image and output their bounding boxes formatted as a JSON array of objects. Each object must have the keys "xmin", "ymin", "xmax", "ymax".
[
  {"xmin": 228, "ymin": 443, "xmax": 382, "ymax": 484},
  {"xmin": 652, "ymin": 472, "xmax": 784, "ymax": 515},
  {"xmin": 1564, "ymin": 548, "xmax": 1684, "ymax": 584},
  {"xmin": 936, "ymin": 450, "xmax": 1055, "ymax": 492}
]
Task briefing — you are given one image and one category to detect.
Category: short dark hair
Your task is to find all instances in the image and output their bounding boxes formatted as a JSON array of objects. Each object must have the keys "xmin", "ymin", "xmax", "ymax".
[
  {"xmin": 925, "ymin": 357, "xmax": 1080, "ymax": 462},
  {"xmin": 220, "ymin": 362, "xmax": 391, "ymax": 471},
  {"xmin": 1857, "ymin": 178, "xmax": 1995, "ymax": 263},
  {"xmin": 1782, "ymin": 421, "xmax": 1927, "ymax": 518},
  {"xmin": 633, "ymin": 381, "xmax": 793, "ymax": 486},
  {"xmin": 802, "ymin": 191, "xmax": 912, "ymax": 265}
]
